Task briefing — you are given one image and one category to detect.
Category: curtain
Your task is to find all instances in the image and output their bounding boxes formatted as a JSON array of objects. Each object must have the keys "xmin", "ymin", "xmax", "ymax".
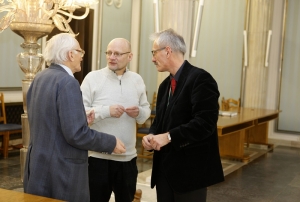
[{"xmin": 156, "ymin": 0, "xmax": 194, "ymax": 88}]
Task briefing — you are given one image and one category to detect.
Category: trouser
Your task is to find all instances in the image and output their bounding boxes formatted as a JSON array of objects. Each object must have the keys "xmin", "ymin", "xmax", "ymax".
[
  {"xmin": 156, "ymin": 170, "xmax": 207, "ymax": 202},
  {"xmin": 88, "ymin": 157, "xmax": 138, "ymax": 202},
  {"xmin": 156, "ymin": 153, "xmax": 207, "ymax": 202}
]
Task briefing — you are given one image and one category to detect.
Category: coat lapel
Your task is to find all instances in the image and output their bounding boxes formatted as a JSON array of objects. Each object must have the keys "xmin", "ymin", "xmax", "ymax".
[{"xmin": 161, "ymin": 61, "xmax": 192, "ymax": 131}]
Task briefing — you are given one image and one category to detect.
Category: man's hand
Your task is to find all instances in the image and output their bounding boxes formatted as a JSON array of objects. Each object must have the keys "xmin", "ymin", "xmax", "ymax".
[
  {"xmin": 113, "ymin": 137, "xmax": 126, "ymax": 154},
  {"xmin": 142, "ymin": 134, "xmax": 155, "ymax": 150},
  {"xmin": 110, "ymin": 105, "xmax": 125, "ymax": 118},
  {"xmin": 125, "ymin": 106, "xmax": 139, "ymax": 118},
  {"xmin": 86, "ymin": 109, "xmax": 95, "ymax": 125},
  {"xmin": 149, "ymin": 133, "xmax": 170, "ymax": 151}
]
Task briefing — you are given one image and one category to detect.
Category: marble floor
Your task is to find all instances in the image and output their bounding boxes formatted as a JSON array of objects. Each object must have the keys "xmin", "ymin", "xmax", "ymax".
[{"xmin": 0, "ymin": 145, "xmax": 300, "ymax": 202}]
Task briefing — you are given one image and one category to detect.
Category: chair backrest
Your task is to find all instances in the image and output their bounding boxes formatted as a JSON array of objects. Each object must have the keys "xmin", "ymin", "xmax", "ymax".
[
  {"xmin": 150, "ymin": 92, "xmax": 157, "ymax": 123},
  {"xmin": 221, "ymin": 97, "xmax": 241, "ymax": 112},
  {"xmin": 151, "ymin": 92, "xmax": 157, "ymax": 111},
  {"xmin": 0, "ymin": 92, "xmax": 7, "ymax": 124}
]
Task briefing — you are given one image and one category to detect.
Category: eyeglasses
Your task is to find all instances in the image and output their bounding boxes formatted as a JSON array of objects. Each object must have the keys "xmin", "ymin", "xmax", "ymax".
[
  {"xmin": 105, "ymin": 51, "xmax": 131, "ymax": 57},
  {"xmin": 74, "ymin": 49, "xmax": 85, "ymax": 57},
  {"xmin": 151, "ymin": 47, "xmax": 166, "ymax": 56}
]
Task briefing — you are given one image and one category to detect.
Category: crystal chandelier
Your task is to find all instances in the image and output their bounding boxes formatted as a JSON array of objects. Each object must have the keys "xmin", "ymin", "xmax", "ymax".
[{"xmin": 0, "ymin": 0, "xmax": 98, "ymax": 181}]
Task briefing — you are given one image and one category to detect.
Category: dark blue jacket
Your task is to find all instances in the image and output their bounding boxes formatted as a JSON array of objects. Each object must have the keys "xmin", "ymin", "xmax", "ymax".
[{"xmin": 24, "ymin": 64, "xmax": 116, "ymax": 202}]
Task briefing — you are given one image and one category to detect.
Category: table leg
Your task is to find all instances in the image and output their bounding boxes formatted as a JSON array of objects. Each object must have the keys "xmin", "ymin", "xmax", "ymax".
[{"xmin": 218, "ymin": 130, "xmax": 250, "ymax": 162}]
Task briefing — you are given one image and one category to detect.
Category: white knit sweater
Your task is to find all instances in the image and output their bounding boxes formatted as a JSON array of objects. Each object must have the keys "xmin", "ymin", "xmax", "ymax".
[{"xmin": 81, "ymin": 67, "xmax": 151, "ymax": 161}]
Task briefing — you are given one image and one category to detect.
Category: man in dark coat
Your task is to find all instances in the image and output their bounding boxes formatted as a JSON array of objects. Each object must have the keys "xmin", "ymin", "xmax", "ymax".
[
  {"xmin": 23, "ymin": 33, "xmax": 126, "ymax": 202},
  {"xmin": 142, "ymin": 28, "xmax": 224, "ymax": 202}
]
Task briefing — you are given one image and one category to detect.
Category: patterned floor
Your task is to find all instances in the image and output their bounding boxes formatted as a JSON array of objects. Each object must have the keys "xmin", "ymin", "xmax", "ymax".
[{"xmin": 132, "ymin": 145, "xmax": 272, "ymax": 202}]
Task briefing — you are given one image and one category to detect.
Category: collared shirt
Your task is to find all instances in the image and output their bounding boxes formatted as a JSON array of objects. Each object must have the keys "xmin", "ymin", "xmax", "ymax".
[
  {"xmin": 168, "ymin": 60, "xmax": 186, "ymax": 104},
  {"xmin": 58, "ymin": 64, "xmax": 74, "ymax": 77},
  {"xmin": 169, "ymin": 60, "xmax": 185, "ymax": 82}
]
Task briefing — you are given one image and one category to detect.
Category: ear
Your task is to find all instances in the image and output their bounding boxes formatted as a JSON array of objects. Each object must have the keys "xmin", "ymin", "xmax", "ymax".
[
  {"xmin": 165, "ymin": 46, "xmax": 172, "ymax": 58},
  {"xmin": 128, "ymin": 53, "xmax": 133, "ymax": 61},
  {"xmin": 68, "ymin": 50, "xmax": 74, "ymax": 62},
  {"xmin": 165, "ymin": 46, "xmax": 172, "ymax": 55}
]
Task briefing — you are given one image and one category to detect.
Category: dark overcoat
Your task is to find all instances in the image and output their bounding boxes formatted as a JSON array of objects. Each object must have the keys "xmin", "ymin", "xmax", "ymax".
[
  {"xmin": 23, "ymin": 64, "xmax": 116, "ymax": 202},
  {"xmin": 149, "ymin": 61, "xmax": 224, "ymax": 193}
]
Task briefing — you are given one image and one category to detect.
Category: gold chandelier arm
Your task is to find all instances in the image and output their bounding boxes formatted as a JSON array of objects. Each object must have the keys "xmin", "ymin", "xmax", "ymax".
[
  {"xmin": 56, "ymin": 7, "xmax": 90, "ymax": 20},
  {"xmin": 41, "ymin": 3, "xmax": 59, "ymax": 18},
  {"xmin": 0, "ymin": 6, "xmax": 16, "ymax": 31},
  {"xmin": 65, "ymin": 11, "xmax": 73, "ymax": 23},
  {"xmin": 52, "ymin": 13, "xmax": 74, "ymax": 34},
  {"xmin": 0, "ymin": 4, "xmax": 16, "ymax": 12}
]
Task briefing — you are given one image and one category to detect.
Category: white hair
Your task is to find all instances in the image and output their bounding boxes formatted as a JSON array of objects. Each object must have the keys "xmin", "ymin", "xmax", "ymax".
[
  {"xmin": 43, "ymin": 33, "xmax": 78, "ymax": 66},
  {"xmin": 150, "ymin": 28, "xmax": 186, "ymax": 55}
]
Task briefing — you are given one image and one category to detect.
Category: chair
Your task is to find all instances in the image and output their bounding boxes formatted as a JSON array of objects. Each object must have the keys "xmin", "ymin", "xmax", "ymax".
[
  {"xmin": 149, "ymin": 92, "xmax": 157, "ymax": 123},
  {"xmin": 0, "ymin": 92, "xmax": 22, "ymax": 158},
  {"xmin": 133, "ymin": 189, "xmax": 142, "ymax": 202},
  {"xmin": 136, "ymin": 92, "xmax": 157, "ymax": 159},
  {"xmin": 136, "ymin": 122, "xmax": 153, "ymax": 159},
  {"xmin": 222, "ymin": 97, "xmax": 253, "ymax": 147},
  {"xmin": 221, "ymin": 97, "xmax": 241, "ymax": 112}
]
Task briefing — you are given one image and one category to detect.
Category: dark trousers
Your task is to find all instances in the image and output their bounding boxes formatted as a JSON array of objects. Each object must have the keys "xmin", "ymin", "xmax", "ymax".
[
  {"xmin": 88, "ymin": 157, "xmax": 138, "ymax": 202},
  {"xmin": 156, "ymin": 166, "xmax": 207, "ymax": 202}
]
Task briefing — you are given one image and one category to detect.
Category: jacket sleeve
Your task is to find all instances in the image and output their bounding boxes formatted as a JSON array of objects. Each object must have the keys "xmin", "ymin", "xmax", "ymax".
[{"xmin": 58, "ymin": 77, "xmax": 116, "ymax": 153}]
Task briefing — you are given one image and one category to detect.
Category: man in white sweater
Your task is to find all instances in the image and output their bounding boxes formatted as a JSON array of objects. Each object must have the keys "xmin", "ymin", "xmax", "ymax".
[{"xmin": 81, "ymin": 38, "xmax": 150, "ymax": 202}]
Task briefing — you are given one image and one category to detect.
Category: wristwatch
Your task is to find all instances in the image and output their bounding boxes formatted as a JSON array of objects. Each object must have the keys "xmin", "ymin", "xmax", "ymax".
[{"xmin": 167, "ymin": 133, "xmax": 171, "ymax": 141}]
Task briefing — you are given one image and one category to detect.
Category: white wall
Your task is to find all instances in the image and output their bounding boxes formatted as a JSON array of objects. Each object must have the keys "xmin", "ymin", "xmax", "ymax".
[
  {"xmin": 267, "ymin": 0, "xmax": 300, "ymax": 147},
  {"xmin": 0, "ymin": 28, "xmax": 24, "ymax": 88}
]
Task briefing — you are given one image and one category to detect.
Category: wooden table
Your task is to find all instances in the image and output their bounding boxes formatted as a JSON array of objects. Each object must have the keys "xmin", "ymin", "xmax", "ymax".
[
  {"xmin": 217, "ymin": 108, "xmax": 279, "ymax": 162},
  {"xmin": 0, "ymin": 188, "xmax": 65, "ymax": 202}
]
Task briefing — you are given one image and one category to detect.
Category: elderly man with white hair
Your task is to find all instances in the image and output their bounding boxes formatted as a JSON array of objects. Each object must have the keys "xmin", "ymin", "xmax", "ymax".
[{"xmin": 23, "ymin": 33, "xmax": 126, "ymax": 202}]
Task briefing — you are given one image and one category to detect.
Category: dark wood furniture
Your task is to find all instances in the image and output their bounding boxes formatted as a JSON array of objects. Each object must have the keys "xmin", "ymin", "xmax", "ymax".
[
  {"xmin": 221, "ymin": 97, "xmax": 241, "ymax": 112},
  {"xmin": 0, "ymin": 93, "xmax": 22, "ymax": 158},
  {"xmin": 217, "ymin": 107, "xmax": 279, "ymax": 162},
  {"xmin": 0, "ymin": 188, "xmax": 65, "ymax": 202}
]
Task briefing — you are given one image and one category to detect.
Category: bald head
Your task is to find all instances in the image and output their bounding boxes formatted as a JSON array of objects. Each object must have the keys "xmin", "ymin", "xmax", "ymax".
[
  {"xmin": 106, "ymin": 38, "xmax": 133, "ymax": 75},
  {"xmin": 108, "ymin": 38, "xmax": 131, "ymax": 52}
]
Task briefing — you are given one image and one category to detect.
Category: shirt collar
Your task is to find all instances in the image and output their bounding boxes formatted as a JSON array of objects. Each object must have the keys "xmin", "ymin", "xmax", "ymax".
[
  {"xmin": 107, "ymin": 66, "xmax": 128, "ymax": 76},
  {"xmin": 170, "ymin": 60, "xmax": 185, "ymax": 81},
  {"xmin": 59, "ymin": 64, "xmax": 74, "ymax": 77}
]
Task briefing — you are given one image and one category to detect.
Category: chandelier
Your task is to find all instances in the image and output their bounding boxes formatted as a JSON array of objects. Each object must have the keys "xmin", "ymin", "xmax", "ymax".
[
  {"xmin": 0, "ymin": 0, "xmax": 98, "ymax": 181},
  {"xmin": 0, "ymin": 0, "xmax": 98, "ymax": 33}
]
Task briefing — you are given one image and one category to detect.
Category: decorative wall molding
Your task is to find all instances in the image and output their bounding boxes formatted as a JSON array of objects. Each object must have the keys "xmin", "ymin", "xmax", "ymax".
[
  {"xmin": 114, "ymin": 0, "xmax": 122, "ymax": 8},
  {"xmin": 105, "ymin": 0, "xmax": 113, "ymax": 6},
  {"xmin": 105, "ymin": 0, "xmax": 122, "ymax": 8}
]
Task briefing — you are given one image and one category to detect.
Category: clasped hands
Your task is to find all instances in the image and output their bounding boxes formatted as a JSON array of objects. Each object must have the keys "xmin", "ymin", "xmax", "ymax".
[
  {"xmin": 142, "ymin": 133, "xmax": 170, "ymax": 151},
  {"xmin": 110, "ymin": 104, "xmax": 139, "ymax": 118}
]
